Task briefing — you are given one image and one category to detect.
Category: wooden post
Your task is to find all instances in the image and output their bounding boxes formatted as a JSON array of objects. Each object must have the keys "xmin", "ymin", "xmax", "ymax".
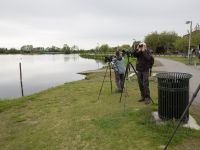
[{"xmin": 19, "ymin": 62, "xmax": 24, "ymax": 96}]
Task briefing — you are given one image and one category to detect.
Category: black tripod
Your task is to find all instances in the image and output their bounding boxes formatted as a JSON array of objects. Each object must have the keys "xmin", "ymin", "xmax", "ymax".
[
  {"xmin": 164, "ymin": 83, "xmax": 200, "ymax": 150},
  {"xmin": 97, "ymin": 62, "xmax": 113, "ymax": 100},
  {"xmin": 119, "ymin": 55, "xmax": 154, "ymax": 104}
]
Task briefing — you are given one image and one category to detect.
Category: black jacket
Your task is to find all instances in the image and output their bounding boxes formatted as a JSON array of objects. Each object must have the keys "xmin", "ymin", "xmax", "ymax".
[{"xmin": 133, "ymin": 49, "xmax": 151, "ymax": 72}]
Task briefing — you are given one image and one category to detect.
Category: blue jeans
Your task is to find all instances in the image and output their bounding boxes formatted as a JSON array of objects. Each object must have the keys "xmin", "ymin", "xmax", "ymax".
[{"xmin": 137, "ymin": 71, "xmax": 150, "ymax": 98}]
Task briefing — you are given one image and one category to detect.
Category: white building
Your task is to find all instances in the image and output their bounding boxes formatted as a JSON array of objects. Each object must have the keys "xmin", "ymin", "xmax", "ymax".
[{"xmin": 21, "ymin": 45, "xmax": 33, "ymax": 51}]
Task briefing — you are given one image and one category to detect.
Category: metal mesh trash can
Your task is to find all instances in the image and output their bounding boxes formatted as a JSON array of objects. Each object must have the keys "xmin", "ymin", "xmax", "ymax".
[{"xmin": 156, "ymin": 72, "xmax": 192, "ymax": 123}]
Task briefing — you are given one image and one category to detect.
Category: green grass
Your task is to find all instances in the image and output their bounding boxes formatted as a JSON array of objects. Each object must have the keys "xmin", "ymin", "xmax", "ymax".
[
  {"xmin": 80, "ymin": 53, "xmax": 113, "ymax": 61},
  {"xmin": 156, "ymin": 55, "xmax": 200, "ymax": 65},
  {"xmin": 80, "ymin": 53, "xmax": 137, "ymax": 65},
  {"xmin": 0, "ymin": 71, "xmax": 200, "ymax": 150}
]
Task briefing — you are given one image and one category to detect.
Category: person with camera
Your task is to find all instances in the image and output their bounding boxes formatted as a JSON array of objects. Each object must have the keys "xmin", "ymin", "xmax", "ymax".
[
  {"xmin": 112, "ymin": 50, "xmax": 126, "ymax": 93},
  {"xmin": 133, "ymin": 42, "xmax": 153, "ymax": 104}
]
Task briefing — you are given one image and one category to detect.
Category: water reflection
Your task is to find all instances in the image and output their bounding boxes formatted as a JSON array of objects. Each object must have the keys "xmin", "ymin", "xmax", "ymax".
[
  {"xmin": 64, "ymin": 56, "xmax": 70, "ymax": 62},
  {"xmin": 0, "ymin": 54, "xmax": 103, "ymax": 99}
]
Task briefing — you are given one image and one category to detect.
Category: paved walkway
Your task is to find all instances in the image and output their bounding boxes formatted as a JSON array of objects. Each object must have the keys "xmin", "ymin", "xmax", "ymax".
[{"xmin": 153, "ymin": 58, "xmax": 200, "ymax": 108}]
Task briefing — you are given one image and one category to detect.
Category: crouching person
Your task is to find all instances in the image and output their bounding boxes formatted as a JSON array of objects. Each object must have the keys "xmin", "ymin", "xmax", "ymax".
[{"xmin": 112, "ymin": 50, "xmax": 126, "ymax": 93}]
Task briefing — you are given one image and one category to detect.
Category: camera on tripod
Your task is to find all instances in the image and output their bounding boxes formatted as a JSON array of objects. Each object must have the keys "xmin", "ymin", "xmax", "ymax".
[
  {"xmin": 104, "ymin": 56, "xmax": 114, "ymax": 63},
  {"xmin": 122, "ymin": 50, "xmax": 135, "ymax": 57}
]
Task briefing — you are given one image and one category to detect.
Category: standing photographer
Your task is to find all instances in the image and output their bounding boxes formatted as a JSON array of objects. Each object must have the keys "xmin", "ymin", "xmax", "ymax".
[
  {"xmin": 133, "ymin": 42, "xmax": 152, "ymax": 104},
  {"xmin": 112, "ymin": 50, "xmax": 126, "ymax": 93}
]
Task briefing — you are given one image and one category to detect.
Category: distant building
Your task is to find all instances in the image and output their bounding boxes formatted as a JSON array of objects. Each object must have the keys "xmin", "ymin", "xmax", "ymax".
[
  {"xmin": 21, "ymin": 45, "xmax": 33, "ymax": 51},
  {"xmin": 33, "ymin": 47, "xmax": 45, "ymax": 51}
]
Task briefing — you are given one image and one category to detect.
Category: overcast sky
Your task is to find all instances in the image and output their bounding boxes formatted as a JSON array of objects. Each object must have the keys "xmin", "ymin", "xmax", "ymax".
[{"xmin": 0, "ymin": 0, "xmax": 199, "ymax": 49}]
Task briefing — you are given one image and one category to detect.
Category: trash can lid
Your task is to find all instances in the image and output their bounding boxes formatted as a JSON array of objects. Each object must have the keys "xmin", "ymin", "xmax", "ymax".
[{"xmin": 156, "ymin": 72, "xmax": 192, "ymax": 79}]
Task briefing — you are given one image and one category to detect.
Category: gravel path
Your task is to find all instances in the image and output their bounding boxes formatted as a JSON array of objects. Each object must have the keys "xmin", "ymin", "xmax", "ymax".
[{"xmin": 154, "ymin": 58, "xmax": 200, "ymax": 114}]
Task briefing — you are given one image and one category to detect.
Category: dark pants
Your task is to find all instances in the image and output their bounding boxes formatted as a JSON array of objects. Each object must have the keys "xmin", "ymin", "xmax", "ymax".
[
  {"xmin": 137, "ymin": 71, "xmax": 150, "ymax": 98},
  {"xmin": 115, "ymin": 72, "xmax": 124, "ymax": 92}
]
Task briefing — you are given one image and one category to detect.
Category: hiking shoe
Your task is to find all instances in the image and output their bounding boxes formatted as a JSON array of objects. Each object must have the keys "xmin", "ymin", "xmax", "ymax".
[
  {"xmin": 138, "ymin": 98, "xmax": 145, "ymax": 102},
  {"xmin": 144, "ymin": 97, "xmax": 151, "ymax": 105}
]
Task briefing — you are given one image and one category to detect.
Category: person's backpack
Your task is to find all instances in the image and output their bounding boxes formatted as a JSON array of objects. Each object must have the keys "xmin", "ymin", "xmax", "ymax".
[
  {"xmin": 147, "ymin": 50, "xmax": 154, "ymax": 76},
  {"xmin": 149, "ymin": 55, "xmax": 154, "ymax": 69}
]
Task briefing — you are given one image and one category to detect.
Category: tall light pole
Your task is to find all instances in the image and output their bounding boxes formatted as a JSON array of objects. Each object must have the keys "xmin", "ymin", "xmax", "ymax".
[{"xmin": 186, "ymin": 21, "xmax": 192, "ymax": 64}]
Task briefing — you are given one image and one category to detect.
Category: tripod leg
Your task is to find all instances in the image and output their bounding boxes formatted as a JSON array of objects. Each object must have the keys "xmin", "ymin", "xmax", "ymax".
[
  {"xmin": 150, "ymin": 97, "xmax": 155, "ymax": 104},
  {"xmin": 97, "ymin": 65, "xmax": 109, "ymax": 100},
  {"xmin": 130, "ymin": 63, "xmax": 155, "ymax": 104},
  {"xmin": 129, "ymin": 63, "xmax": 139, "ymax": 80},
  {"xmin": 124, "ymin": 76, "xmax": 128, "ymax": 112},
  {"xmin": 109, "ymin": 63, "xmax": 113, "ymax": 93},
  {"xmin": 119, "ymin": 63, "xmax": 130, "ymax": 102},
  {"xmin": 164, "ymin": 83, "xmax": 200, "ymax": 150}
]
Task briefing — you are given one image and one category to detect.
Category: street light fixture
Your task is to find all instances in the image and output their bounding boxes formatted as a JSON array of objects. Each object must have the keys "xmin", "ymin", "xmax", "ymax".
[{"xmin": 186, "ymin": 21, "xmax": 192, "ymax": 64}]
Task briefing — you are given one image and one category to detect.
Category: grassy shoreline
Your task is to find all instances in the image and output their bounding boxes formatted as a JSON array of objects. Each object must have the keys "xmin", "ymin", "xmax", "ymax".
[{"xmin": 0, "ymin": 70, "xmax": 200, "ymax": 149}]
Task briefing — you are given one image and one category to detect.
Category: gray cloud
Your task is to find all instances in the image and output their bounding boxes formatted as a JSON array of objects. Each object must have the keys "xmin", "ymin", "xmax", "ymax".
[{"xmin": 0, "ymin": 0, "xmax": 199, "ymax": 49}]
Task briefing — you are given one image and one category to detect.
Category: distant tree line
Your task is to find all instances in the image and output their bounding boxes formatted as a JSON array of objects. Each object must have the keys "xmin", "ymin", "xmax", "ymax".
[
  {"xmin": 83, "ymin": 30, "xmax": 200, "ymax": 55},
  {"xmin": 82, "ymin": 44, "xmax": 133, "ymax": 54},
  {"xmin": 1, "ymin": 30, "xmax": 200, "ymax": 55},
  {"xmin": 0, "ymin": 44, "xmax": 82, "ymax": 54},
  {"xmin": 144, "ymin": 30, "xmax": 200, "ymax": 54}
]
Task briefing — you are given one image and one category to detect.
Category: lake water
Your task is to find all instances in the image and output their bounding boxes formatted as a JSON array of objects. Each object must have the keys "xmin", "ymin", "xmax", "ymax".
[{"xmin": 0, "ymin": 54, "xmax": 103, "ymax": 99}]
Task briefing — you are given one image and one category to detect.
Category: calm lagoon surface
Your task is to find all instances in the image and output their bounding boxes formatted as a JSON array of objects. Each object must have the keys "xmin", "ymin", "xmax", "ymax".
[{"xmin": 0, "ymin": 54, "xmax": 103, "ymax": 99}]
